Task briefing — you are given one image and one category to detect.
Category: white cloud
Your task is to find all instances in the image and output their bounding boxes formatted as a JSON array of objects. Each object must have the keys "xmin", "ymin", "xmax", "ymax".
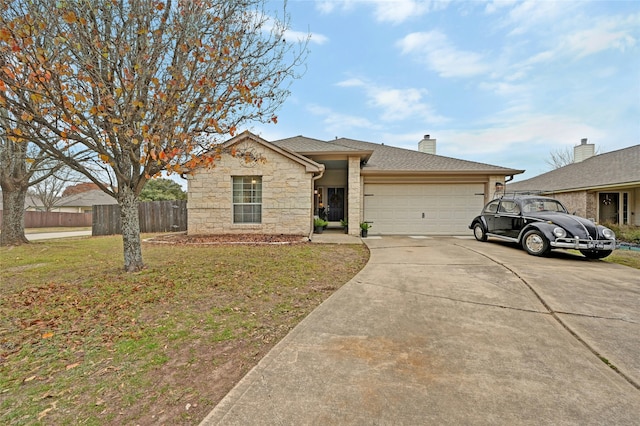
[
  {"xmin": 484, "ymin": 0, "xmax": 518, "ymax": 15},
  {"xmin": 337, "ymin": 78, "xmax": 449, "ymax": 124},
  {"xmin": 336, "ymin": 78, "xmax": 366, "ymax": 88},
  {"xmin": 372, "ymin": 0, "xmax": 432, "ymax": 24},
  {"xmin": 369, "ymin": 87, "xmax": 448, "ymax": 123},
  {"xmin": 284, "ymin": 29, "xmax": 328, "ymax": 45},
  {"xmin": 314, "ymin": 0, "xmax": 357, "ymax": 15},
  {"xmin": 307, "ymin": 104, "xmax": 379, "ymax": 133},
  {"xmin": 315, "ymin": 0, "xmax": 450, "ymax": 24},
  {"xmin": 562, "ymin": 17, "xmax": 638, "ymax": 58},
  {"xmin": 439, "ymin": 113, "xmax": 605, "ymax": 157},
  {"xmin": 502, "ymin": 0, "xmax": 575, "ymax": 36},
  {"xmin": 397, "ymin": 31, "xmax": 490, "ymax": 78}
]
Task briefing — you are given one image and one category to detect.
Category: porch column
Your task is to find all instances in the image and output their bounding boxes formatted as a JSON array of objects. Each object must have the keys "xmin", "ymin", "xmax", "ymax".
[{"xmin": 347, "ymin": 156, "xmax": 361, "ymax": 236}]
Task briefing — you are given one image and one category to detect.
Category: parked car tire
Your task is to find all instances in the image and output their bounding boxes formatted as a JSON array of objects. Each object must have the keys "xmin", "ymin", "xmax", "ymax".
[
  {"xmin": 580, "ymin": 250, "xmax": 613, "ymax": 259},
  {"xmin": 473, "ymin": 223, "xmax": 487, "ymax": 242},
  {"xmin": 522, "ymin": 230, "xmax": 550, "ymax": 256}
]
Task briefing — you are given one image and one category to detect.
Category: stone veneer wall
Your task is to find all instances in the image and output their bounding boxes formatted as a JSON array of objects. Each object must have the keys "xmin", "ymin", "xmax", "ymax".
[
  {"xmin": 187, "ymin": 142, "xmax": 313, "ymax": 235},
  {"xmin": 552, "ymin": 191, "xmax": 590, "ymax": 220}
]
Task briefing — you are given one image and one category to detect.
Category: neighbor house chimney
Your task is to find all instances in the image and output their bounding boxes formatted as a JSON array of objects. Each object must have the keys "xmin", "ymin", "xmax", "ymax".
[
  {"xmin": 574, "ymin": 138, "xmax": 595, "ymax": 163},
  {"xmin": 418, "ymin": 134, "xmax": 436, "ymax": 154}
]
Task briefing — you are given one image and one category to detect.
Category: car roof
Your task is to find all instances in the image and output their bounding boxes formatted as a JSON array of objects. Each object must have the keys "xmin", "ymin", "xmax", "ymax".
[{"xmin": 488, "ymin": 194, "xmax": 559, "ymax": 204}]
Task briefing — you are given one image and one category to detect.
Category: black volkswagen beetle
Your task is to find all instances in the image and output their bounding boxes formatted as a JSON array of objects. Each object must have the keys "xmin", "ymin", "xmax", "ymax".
[{"xmin": 469, "ymin": 195, "xmax": 617, "ymax": 258}]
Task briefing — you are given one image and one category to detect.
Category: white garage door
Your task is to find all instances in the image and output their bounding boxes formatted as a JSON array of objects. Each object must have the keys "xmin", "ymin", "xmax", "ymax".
[{"xmin": 363, "ymin": 183, "xmax": 485, "ymax": 235}]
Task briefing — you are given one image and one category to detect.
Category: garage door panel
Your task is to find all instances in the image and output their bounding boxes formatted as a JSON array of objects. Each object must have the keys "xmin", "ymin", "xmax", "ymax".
[{"xmin": 364, "ymin": 183, "xmax": 484, "ymax": 235}]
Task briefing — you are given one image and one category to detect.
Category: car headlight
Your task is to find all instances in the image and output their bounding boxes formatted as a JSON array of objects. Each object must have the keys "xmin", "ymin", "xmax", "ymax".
[
  {"xmin": 553, "ymin": 227, "xmax": 566, "ymax": 238},
  {"xmin": 602, "ymin": 228, "xmax": 615, "ymax": 240}
]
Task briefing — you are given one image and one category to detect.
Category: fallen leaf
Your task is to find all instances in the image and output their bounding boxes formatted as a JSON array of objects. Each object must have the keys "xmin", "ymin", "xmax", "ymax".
[
  {"xmin": 66, "ymin": 362, "xmax": 80, "ymax": 370},
  {"xmin": 38, "ymin": 407, "xmax": 53, "ymax": 420},
  {"xmin": 24, "ymin": 375, "xmax": 36, "ymax": 382},
  {"xmin": 42, "ymin": 332, "xmax": 54, "ymax": 339}
]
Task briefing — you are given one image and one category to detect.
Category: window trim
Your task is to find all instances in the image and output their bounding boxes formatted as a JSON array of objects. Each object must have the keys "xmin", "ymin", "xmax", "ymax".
[{"xmin": 232, "ymin": 176, "xmax": 262, "ymax": 224}]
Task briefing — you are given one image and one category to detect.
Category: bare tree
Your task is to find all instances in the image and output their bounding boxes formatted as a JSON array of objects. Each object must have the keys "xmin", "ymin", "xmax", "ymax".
[
  {"xmin": 1, "ymin": 0, "xmax": 308, "ymax": 271},
  {"xmin": 546, "ymin": 147, "xmax": 575, "ymax": 169},
  {"xmin": 546, "ymin": 144, "xmax": 600, "ymax": 170},
  {"xmin": 28, "ymin": 166, "xmax": 83, "ymax": 211}
]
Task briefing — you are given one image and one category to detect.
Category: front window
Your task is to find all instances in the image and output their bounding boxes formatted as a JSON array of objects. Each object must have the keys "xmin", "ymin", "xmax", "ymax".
[
  {"xmin": 233, "ymin": 176, "xmax": 262, "ymax": 223},
  {"xmin": 484, "ymin": 200, "xmax": 499, "ymax": 214},
  {"xmin": 522, "ymin": 198, "xmax": 567, "ymax": 213}
]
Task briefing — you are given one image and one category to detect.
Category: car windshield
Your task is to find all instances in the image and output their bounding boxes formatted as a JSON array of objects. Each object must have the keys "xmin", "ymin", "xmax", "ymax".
[{"xmin": 521, "ymin": 199, "xmax": 567, "ymax": 213}]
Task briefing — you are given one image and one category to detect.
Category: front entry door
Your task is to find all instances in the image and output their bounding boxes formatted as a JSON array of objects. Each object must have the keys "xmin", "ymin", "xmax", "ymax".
[
  {"xmin": 327, "ymin": 188, "xmax": 345, "ymax": 222},
  {"xmin": 599, "ymin": 193, "xmax": 619, "ymax": 224}
]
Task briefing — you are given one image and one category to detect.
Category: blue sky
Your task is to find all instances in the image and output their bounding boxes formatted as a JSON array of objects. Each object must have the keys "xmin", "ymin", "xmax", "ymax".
[{"xmin": 249, "ymin": 0, "xmax": 640, "ymax": 181}]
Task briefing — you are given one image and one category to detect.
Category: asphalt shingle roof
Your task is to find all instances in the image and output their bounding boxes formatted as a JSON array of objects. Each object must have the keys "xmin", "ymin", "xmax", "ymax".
[
  {"xmin": 273, "ymin": 135, "xmax": 522, "ymax": 174},
  {"xmin": 509, "ymin": 145, "xmax": 640, "ymax": 192},
  {"xmin": 273, "ymin": 135, "xmax": 362, "ymax": 153}
]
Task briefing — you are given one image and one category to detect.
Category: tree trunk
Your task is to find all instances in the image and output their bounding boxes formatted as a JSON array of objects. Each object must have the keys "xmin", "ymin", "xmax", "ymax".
[
  {"xmin": 118, "ymin": 187, "xmax": 145, "ymax": 272},
  {"xmin": 0, "ymin": 187, "xmax": 29, "ymax": 246}
]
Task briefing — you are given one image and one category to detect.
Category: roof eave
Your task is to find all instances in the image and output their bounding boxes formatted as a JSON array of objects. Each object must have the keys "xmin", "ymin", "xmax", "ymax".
[
  {"xmin": 361, "ymin": 169, "xmax": 524, "ymax": 176},
  {"xmin": 527, "ymin": 180, "xmax": 640, "ymax": 194}
]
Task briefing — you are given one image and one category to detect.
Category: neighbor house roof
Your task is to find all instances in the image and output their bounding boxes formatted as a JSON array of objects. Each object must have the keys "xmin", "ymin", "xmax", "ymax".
[
  {"xmin": 509, "ymin": 144, "xmax": 640, "ymax": 193},
  {"xmin": 57, "ymin": 189, "xmax": 117, "ymax": 207},
  {"xmin": 0, "ymin": 189, "xmax": 117, "ymax": 210},
  {"xmin": 273, "ymin": 135, "xmax": 523, "ymax": 176}
]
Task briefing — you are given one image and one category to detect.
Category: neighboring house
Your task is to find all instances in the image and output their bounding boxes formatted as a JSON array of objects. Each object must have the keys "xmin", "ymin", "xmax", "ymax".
[
  {"xmin": 508, "ymin": 142, "xmax": 640, "ymax": 226},
  {"xmin": 187, "ymin": 131, "xmax": 523, "ymax": 236},
  {"xmin": 25, "ymin": 189, "xmax": 117, "ymax": 213}
]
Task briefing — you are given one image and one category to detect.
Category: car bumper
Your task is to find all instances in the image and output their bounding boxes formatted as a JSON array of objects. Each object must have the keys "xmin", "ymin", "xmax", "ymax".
[{"xmin": 551, "ymin": 237, "xmax": 616, "ymax": 251}]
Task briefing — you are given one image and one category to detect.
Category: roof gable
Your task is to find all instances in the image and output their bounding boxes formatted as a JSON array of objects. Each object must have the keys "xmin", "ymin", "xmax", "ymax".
[
  {"xmin": 223, "ymin": 131, "xmax": 324, "ymax": 173},
  {"xmin": 509, "ymin": 144, "xmax": 640, "ymax": 192}
]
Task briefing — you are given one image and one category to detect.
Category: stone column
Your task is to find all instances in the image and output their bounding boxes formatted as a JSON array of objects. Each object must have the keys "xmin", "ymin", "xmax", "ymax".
[{"xmin": 347, "ymin": 156, "xmax": 361, "ymax": 236}]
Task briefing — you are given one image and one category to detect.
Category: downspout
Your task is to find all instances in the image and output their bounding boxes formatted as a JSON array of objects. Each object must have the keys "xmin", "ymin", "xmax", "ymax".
[{"xmin": 309, "ymin": 167, "xmax": 325, "ymax": 241}]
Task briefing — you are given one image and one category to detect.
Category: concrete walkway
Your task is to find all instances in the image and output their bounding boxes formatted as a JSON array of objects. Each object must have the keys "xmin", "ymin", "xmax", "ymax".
[
  {"xmin": 26, "ymin": 230, "xmax": 92, "ymax": 241},
  {"xmin": 201, "ymin": 236, "xmax": 640, "ymax": 425}
]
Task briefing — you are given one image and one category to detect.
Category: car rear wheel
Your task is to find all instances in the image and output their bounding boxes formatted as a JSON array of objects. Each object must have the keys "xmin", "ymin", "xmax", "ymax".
[
  {"xmin": 473, "ymin": 223, "xmax": 487, "ymax": 242},
  {"xmin": 580, "ymin": 250, "xmax": 613, "ymax": 259},
  {"xmin": 522, "ymin": 230, "xmax": 550, "ymax": 256}
]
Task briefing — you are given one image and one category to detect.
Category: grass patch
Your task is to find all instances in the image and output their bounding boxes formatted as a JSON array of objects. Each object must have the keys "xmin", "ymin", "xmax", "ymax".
[
  {"xmin": 603, "ymin": 223, "xmax": 640, "ymax": 244},
  {"xmin": 602, "ymin": 249, "xmax": 640, "ymax": 269},
  {"xmin": 0, "ymin": 235, "xmax": 369, "ymax": 425}
]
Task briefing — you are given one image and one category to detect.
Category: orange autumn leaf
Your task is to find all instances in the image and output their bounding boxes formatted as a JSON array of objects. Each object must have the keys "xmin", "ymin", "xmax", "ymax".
[
  {"xmin": 63, "ymin": 11, "xmax": 77, "ymax": 24},
  {"xmin": 42, "ymin": 332, "xmax": 54, "ymax": 339}
]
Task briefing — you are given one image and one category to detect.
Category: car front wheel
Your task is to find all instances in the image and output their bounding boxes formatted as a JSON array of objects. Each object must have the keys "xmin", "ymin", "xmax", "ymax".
[
  {"xmin": 580, "ymin": 250, "xmax": 613, "ymax": 259},
  {"xmin": 473, "ymin": 223, "xmax": 487, "ymax": 242},
  {"xmin": 522, "ymin": 230, "xmax": 550, "ymax": 256}
]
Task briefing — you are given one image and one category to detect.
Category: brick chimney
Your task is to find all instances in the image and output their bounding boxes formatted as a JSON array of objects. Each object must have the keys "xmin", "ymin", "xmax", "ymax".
[
  {"xmin": 574, "ymin": 138, "xmax": 595, "ymax": 163},
  {"xmin": 418, "ymin": 134, "xmax": 436, "ymax": 154}
]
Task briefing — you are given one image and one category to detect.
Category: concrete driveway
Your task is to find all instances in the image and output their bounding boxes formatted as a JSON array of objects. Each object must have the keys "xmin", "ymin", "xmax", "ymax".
[{"xmin": 201, "ymin": 236, "xmax": 640, "ymax": 425}]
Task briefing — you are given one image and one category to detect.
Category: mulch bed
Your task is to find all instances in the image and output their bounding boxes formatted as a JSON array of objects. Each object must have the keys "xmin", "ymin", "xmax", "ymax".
[{"xmin": 145, "ymin": 232, "xmax": 308, "ymax": 245}]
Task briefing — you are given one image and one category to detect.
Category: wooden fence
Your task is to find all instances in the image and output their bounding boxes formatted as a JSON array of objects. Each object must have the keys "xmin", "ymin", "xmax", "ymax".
[
  {"xmin": 92, "ymin": 200, "xmax": 187, "ymax": 236},
  {"xmin": 0, "ymin": 210, "xmax": 93, "ymax": 228}
]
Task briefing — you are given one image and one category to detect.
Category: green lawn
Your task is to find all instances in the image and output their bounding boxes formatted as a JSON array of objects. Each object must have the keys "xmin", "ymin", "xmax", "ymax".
[{"xmin": 0, "ymin": 235, "xmax": 369, "ymax": 425}]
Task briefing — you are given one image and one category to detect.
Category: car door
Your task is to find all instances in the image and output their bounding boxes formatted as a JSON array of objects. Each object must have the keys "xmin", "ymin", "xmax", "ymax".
[
  {"xmin": 483, "ymin": 200, "xmax": 501, "ymax": 234},
  {"xmin": 494, "ymin": 200, "xmax": 523, "ymax": 238}
]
